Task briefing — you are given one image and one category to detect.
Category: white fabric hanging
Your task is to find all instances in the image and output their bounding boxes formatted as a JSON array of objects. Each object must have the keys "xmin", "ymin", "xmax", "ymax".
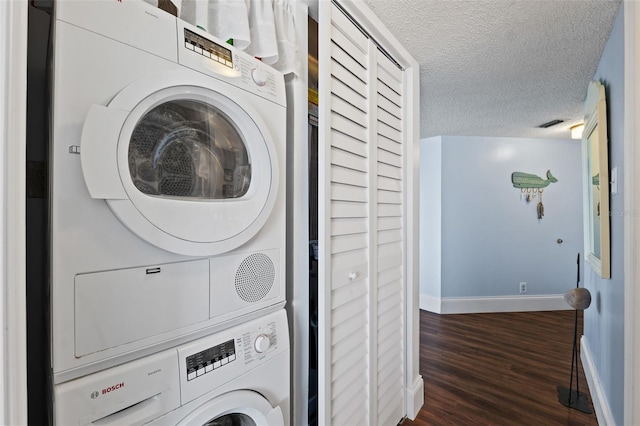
[
  {"xmin": 245, "ymin": 0, "xmax": 279, "ymax": 65},
  {"xmin": 271, "ymin": 0, "xmax": 298, "ymax": 74},
  {"xmin": 205, "ymin": 0, "xmax": 252, "ymax": 50}
]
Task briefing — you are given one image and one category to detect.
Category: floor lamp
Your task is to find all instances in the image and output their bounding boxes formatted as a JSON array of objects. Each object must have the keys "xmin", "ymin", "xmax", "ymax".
[{"xmin": 557, "ymin": 253, "xmax": 592, "ymax": 413}]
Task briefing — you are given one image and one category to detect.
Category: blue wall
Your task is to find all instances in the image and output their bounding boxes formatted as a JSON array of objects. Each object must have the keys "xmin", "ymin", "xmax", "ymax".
[
  {"xmin": 583, "ymin": 5, "xmax": 625, "ymax": 424},
  {"xmin": 437, "ymin": 136, "xmax": 583, "ymax": 298}
]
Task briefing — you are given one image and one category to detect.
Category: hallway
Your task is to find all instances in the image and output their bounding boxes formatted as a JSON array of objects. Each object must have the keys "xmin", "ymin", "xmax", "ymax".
[{"xmin": 404, "ymin": 310, "xmax": 598, "ymax": 425}]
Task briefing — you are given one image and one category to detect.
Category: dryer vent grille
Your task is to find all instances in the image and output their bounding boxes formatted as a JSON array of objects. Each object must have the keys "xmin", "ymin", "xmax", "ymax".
[{"xmin": 235, "ymin": 253, "xmax": 275, "ymax": 303}]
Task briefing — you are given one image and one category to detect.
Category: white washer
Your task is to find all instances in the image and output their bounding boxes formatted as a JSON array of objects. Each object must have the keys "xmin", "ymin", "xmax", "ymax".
[
  {"xmin": 53, "ymin": 309, "xmax": 290, "ymax": 426},
  {"xmin": 50, "ymin": 1, "xmax": 286, "ymax": 383}
]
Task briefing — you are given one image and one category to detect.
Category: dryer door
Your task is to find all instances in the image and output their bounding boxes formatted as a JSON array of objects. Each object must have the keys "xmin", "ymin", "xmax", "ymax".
[
  {"xmin": 80, "ymin": 72, "xmax": 280, "ymax": 256},
  {"xmin": 177, "ymin": 390, "xmax": 284, "ymax": 426}
]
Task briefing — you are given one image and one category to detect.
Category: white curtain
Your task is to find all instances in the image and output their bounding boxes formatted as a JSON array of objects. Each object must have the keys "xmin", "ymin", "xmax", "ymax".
[{"xmin": 145, "ymin": 0, "xmax": 299, "ymax": 75}]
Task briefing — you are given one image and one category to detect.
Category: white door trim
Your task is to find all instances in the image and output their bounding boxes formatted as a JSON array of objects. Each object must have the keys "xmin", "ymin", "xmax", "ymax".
[
  {"xmin": 0, "ymin": 0, "xmax": 28, "ymax": 423},
  {"xmin": 623, "ymin": 2, "xmax": 639, "ymax": 425}
]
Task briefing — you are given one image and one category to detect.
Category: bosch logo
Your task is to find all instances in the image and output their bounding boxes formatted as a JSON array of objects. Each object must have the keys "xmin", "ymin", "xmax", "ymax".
[
  {"xmin": 101, "ymin": 382, "xmax": 125, "ymax": 395},
  {"xmin": 90, "ymin": 391, "xmax": 99, "ymax": 399}
]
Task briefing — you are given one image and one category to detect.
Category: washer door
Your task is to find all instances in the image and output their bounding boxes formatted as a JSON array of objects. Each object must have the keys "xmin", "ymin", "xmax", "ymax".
[
  {"xmin": 80, "ymin": 72, "xmax": 279, "ymax": 256},
  {"xmin": 177, "ymin": 390, "xmax": 284, "ymax": 426}
]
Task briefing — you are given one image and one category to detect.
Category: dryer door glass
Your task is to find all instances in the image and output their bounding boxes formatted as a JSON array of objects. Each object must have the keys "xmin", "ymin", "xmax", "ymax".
[
  {"xmin": 128, "ymin": 100, "xmax": 250, "ymax": 199},
  {"xmin": 204, "ymin": 413, "xmax": 256, "ymax": 426}
]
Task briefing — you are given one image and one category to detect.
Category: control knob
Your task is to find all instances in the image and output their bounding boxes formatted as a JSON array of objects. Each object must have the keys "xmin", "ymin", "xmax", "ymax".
[
  {"xmin": 254, "ymin": 334, "xmax": 271, "ymax": 353},
  {"xmin": 251, "ymin": 68, "xmax": 268, "ymax": 87}
]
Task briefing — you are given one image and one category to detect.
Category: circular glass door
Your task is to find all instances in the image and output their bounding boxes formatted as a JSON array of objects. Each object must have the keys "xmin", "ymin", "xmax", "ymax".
[
  {"xmin": 128, "ymin": 99, "xmax": 251, "ymax": 200},
  {"xmin": 176, "ymin": 390, "xmax": 284, "ymax": 426},
  {"xmin": 79, "ymin": 76, "xmax": 280, "ymax": 256}
]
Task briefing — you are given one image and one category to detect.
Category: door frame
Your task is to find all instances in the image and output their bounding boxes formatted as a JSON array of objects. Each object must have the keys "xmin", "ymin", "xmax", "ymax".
[
  {"xmin": 0, "ymin": 0, "xmax": 28, "ymax": 423},
  {"xmin": 623, "ymin": 1, "xmax": 639, "ymax": 424}
]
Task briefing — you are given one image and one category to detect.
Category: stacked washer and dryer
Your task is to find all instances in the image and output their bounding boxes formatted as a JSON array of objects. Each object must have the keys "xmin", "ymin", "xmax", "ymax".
[{"xmin": 49, "ymin": 1, "xmax": 289, "ymax": 424}]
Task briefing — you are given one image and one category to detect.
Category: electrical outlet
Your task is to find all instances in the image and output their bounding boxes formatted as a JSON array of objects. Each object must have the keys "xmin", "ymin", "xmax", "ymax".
[{"xmin": 519, "ymin": 282, "xmax": 527, "ymax": 294}]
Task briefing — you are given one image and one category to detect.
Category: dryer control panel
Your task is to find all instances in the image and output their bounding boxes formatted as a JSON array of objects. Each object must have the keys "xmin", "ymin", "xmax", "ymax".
[{"xmin": 177, "ymin": 19, "xmax": 285, "ymax": 107}]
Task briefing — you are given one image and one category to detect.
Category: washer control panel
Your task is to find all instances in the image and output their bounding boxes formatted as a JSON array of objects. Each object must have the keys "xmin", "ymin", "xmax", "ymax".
[
  {"xmin": 185, "ymin": 338, "xmax": 236, "ymax": 381},
  {"xmin": 177, "ymin": 309, "xmax": 288, "ymax": 405}
]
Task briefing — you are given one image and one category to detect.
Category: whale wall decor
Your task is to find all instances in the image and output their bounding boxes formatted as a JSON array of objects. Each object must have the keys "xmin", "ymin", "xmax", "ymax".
[
  {"xmin": 511, "ymin": 170, "xmax": 558, "ymax": 188},
  {"xmin": 511, "ymin": 170, "xmax": 558, "ymax": 219}
]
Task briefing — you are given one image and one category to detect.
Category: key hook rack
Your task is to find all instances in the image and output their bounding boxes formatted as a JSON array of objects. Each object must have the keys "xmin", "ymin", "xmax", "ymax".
[{"xmin": 511, "ymin": 170, "xmax": 558, "ymax": 220}]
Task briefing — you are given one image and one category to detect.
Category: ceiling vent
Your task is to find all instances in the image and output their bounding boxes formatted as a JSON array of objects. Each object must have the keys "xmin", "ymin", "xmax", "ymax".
[{"xmin": 538, "ymin": 119, "xmax": 565, "ymax": 128}]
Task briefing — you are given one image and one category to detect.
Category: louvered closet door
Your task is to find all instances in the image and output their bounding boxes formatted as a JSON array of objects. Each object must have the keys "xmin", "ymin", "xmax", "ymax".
[
  {"xmin": 318, "ymin": 3, "xmax": 371, "ymax": 425},
  {"xmin": 374, "ymin": 53, "xmax": 405, "ymax": 426},
  {"xmin": 318, "ymin": 2, "xmax": 407, "ymax": 425}
]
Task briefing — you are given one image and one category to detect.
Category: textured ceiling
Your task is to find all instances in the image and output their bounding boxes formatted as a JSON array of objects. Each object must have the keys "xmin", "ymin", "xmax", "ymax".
[{"xmin": 354, "ymin": 0, "xmax": 622, "ymax": 139}]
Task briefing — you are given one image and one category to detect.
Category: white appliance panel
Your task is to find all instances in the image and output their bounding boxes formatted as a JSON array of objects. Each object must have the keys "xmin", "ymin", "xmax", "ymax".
[
  {"xmin": 54, "ymin": 350, "xmax": 180, "ymax": 426},
  {"xmin": 55, "ymin": 0, "xmax": 178, "ymax": 62},
  {"xmin": 54, "ymin": 310, "xmax": 290, "ymax": 426},
  {"xmin": 209, "ymin": 249, "xmax": 283, "ymax": 321},
  {"xmin": 74, "ymin": 259, "xmax": 210, "ymax": 357}
]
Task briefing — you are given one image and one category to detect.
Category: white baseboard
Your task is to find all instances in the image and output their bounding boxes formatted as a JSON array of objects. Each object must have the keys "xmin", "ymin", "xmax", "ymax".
[
  {"xmin": 431, "ymin": 294, "xmax": 569, "ymax": 314},
  {"xmin": 405, "ymin": 375, "xmax": 424, "ymax": 420},
  {"xmin": 581, "ymin": 336, "xmax": 616, "ymax": 426},
  {"xmin": 419, "ymin": 294, "xmax": 441, "ymax": 313}
]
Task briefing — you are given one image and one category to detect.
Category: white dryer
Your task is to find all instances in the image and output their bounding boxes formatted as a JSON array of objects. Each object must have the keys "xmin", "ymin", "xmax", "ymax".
[
  {"xmin": 53, "ymin": 309, "xmax": 290, "ymax": 425},
  {"xmin": 50, "ymin": 1, "xmax": 286, "ymax": 383}
]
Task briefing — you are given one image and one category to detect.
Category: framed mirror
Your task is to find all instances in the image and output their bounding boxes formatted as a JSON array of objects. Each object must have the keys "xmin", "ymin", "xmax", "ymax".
[{"xmin": 582, "ymin": 80, "xmax": 610, "ymax": 279}]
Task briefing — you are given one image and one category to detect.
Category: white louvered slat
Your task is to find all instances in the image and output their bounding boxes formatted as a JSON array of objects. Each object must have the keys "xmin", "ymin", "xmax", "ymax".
[
  {"xmin": 377, "ymin": 108, "xmax": 402, "ymax": 131},
  {"xmin": 377, "ymin": 228, "xmax": 402, "ymax": 245},
  {"xmin": 332, "ymin": 43, "xmax": 367, "ymax": 83},
  {"xmin": 377, "ymin": 66, "xmax": 402, "ymax": 95},
  {"xmin": 333, "ymin": 392, "xmax": 368, "ymax": 426},
  {"xmin": 332, "ymin": 308, "xmax": 368, "ymax": 345},
  {"xmin": 378, "ymin": 82, "xmax": 402, "ymax": 108},
  {"xmin": 332, "ymin": 328, "xmax": 367, "ymax": 361},
  {"xmin": 377, "ymin": 51, "xmax": 402, "ymax": 80},
  {"xmin": 378, "ymin": 266, "xmax": 403, "ymax": 288},
  {"xmin": 331, "ymin": 165, "xmax": 367, "ymax": 188},
  {"xmin": 331, "ymin": 147, "xmax": 367, "ymax": 172},
  {"xmin": 331, "ymin": 61, "xmax": 367, "ymax": 98},
  {"xmin": 377, "ymin": 150, "xmax": 402, "ymax": 168},
  {"xmin": 331, "ymin": 372, "xmax": 368, "ymax": 418},
  {"xmin": 331, "ymin": 340, "xmax": 367, "ymax": 381},
  {"xmin": 335, "ymin": 407, "xmax": 367, "ymax": 426},
  {"xmin": 331, "ymin": 5, "xmax": 368, "ymax": 53},
  {"xmin": 377, "ymin": 189, "xmax": 402, "ymax": 204},
  {"xmin": 332, "ymin": 296, "xmax": 367, "ymax": 328},
  {"xmin": 332, "ymin": 183, "xmax": 368, "ymax": 203},
  {"xmin": 332, "ymin": 130, "xmax": 367, "ymax": 157},
  {"xmin": 331, "ymin": 217, "xmax": 368, "ymax": 236},
  {"xmin": 377, "ymin": 93, "xmax": 401, "ymax": 118},
  {"xmin": 331, "ymin": 200, "xmax": 368, "ymax": 218},
  {"xmin": 332, "ymin": 279, "xmax": 367, "ymax": 310},
  {"xmin": 378, "ymin": 216, "xmax": 402, "ymax": 231},
  {"xmin": 332, "ymin": 78, "xmax": 368, "ymax": 112},
  {"xmin": 377, "ymin": 134, "xmax": 402, "ymax": 156},
  {"xmin": 331, "ymin": 233, "xmax": 368, "ymax": 254},
  {"xmin": 331, "ymin": 95, "xmax": 367, "ymax": 128},
  {"xmin": 378, "ymin": 175, "xmax": 402, "ymax": 191},
  {"xmin": 331, "ymin": 27, "xmax": 367, "ymax": 69},
  {"xmin": 378, "ymin": 203, "xmax": 402, "ymax": 217},
  {"xmin": 378, "ymin": 253, "xmax": 403, "ymax": 273},
  {"xmin": 378, "ymin": 162, "xmax": 402, "ymax": 180},
  {"xmin": 331, "ymin": 112, "xmax": 367, "ymax": 142},
  {"xmin": 378, "ymin": 121, "xmax": 402, "ymax": 142}
]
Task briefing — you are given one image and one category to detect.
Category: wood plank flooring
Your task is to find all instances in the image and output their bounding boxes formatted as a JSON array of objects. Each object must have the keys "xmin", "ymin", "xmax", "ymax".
[{"xmin": 402, "ymin": 310, "xmax": 598, "ymax": 426}]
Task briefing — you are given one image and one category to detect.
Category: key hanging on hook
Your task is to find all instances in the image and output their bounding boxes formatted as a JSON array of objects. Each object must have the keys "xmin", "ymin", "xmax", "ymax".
[{"xmin": 537, "ymin": 189, "xmax": 544, "ymax": 219}]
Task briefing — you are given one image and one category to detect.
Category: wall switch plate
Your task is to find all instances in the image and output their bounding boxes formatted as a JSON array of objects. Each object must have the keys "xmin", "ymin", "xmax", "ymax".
[
  {"xmin": 611, "ymin": 167, "xmax": 618, "ymax": 195},
  {"xmin": 519, "ymin": 282, "xmax": 527, "ymax": 294}
]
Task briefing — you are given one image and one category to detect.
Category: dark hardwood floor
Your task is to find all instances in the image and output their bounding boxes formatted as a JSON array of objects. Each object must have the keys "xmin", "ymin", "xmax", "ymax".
[{"xmin": 403, "ymin": 310, "xmax": 598, "ymax": 426}]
